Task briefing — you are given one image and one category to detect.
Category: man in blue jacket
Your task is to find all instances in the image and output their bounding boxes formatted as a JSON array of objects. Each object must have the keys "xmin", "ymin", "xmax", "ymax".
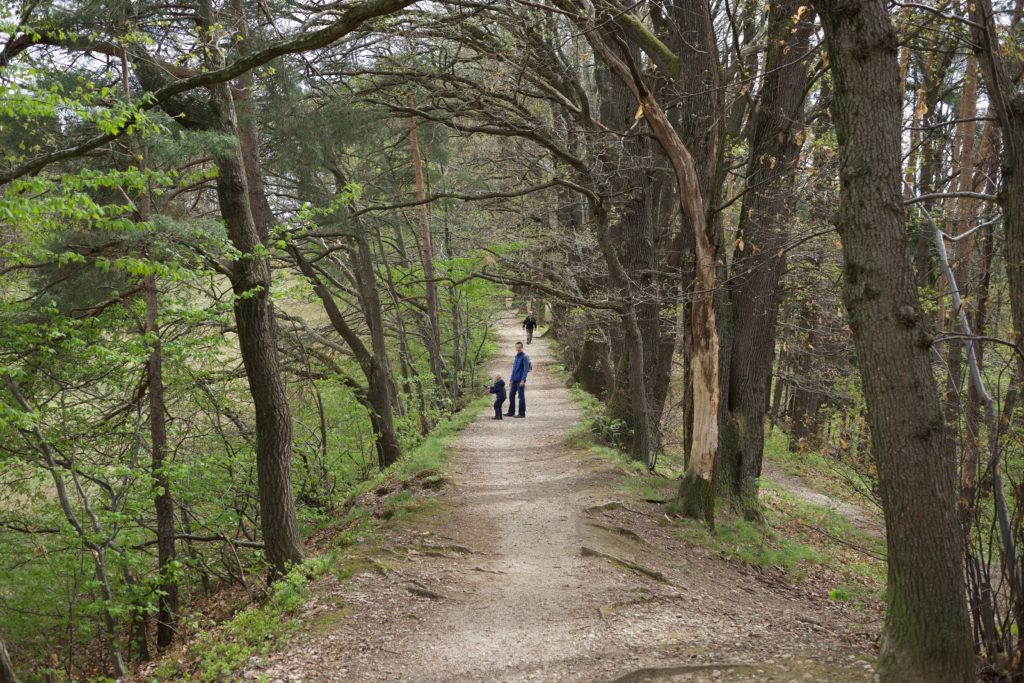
[{"xmin": 505, "ymin": 341, "xmax": 530, "ymax": 418}]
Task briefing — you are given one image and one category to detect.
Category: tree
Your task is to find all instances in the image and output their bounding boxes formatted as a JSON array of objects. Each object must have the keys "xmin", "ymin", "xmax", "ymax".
[
  {"xmin": 970, "ymin": 0, "xmax": 1024, "ymax": 421},
  {"xmin": 143, "ymin": 275, "xmax": 178, "ymax": 648},
  {"xmin": 816, "ymin": 0, "xmax": 975, "ymax": 677},
  {"xmin": 0, "ymin": 641, "xmax": 19, "ymax": 683},
  {"xmin": 718, "ymin": 0, "xmax": 817, "ymax": 519},
  {"xmin": 198, "ymin": 0, "xmax": 304, "ymax": 574}
]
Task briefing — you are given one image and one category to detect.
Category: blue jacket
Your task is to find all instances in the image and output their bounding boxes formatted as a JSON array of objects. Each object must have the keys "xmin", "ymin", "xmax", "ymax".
[
  {"xmin": 489, "ymin": 379, "xmax": 506, "ymax": 402},
  {"xmin": 510, "ymin": 351, "xmax": 530, "ymax": 383}
]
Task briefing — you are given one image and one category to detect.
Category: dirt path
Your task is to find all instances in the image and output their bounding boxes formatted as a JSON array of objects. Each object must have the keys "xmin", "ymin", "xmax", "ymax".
[
  {"xmin": 760, "ymin": 462, "xmax": 883, "ymax": 538},
  {"xmin": 248, "ymin": 322, "xmax": 878, "ymax": 682}
]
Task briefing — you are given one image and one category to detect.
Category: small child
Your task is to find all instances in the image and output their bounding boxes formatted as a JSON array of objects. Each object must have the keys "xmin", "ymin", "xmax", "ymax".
[{"xmin": 488, "ymin": 374, "xmax": 507, "ymax": 420}]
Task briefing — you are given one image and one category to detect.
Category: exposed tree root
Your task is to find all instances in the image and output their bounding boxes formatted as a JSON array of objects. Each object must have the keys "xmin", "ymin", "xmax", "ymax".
[{"xmin": 580, "ymin": 546, "xmax": 672, "ymax": 584}]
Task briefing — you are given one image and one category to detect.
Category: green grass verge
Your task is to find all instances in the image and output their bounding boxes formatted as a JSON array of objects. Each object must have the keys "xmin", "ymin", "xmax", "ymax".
[{"xmin": 557, "ymin": 369, "xmax": 884, "ymax": 599}]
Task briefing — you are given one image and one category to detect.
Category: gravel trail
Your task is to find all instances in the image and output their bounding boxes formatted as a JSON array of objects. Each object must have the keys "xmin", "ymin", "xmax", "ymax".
[{"xmin": 246, "ymin": 321, "xmax": 878, "ymax": 683}]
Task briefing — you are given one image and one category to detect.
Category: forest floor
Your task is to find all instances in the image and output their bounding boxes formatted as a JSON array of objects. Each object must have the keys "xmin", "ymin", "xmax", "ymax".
[
  {"xmin": 759, "ymin": 461, "xmax": 883, "ymax": 539},
  {"xmin": 243, "ymin": 322, "xmax": 881, "ymax": 683}
]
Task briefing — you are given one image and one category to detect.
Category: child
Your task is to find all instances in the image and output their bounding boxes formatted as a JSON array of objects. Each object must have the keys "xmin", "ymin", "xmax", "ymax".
[{"xmin": 488, "ymin": 374, "xmax": 507, "ymax": 420}]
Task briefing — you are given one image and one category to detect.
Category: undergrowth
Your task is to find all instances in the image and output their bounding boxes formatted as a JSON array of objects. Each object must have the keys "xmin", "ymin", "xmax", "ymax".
[
  {"xmin": 342, "ymin": 395, "xmax": 489, "ymax": 504},
  {"xmin": 763, "ymin": 428, "xmax": 878, "ymax": 512},
  {"xmin": 151, "ymin": 395, "xmax": 490, "ymax": 681}
]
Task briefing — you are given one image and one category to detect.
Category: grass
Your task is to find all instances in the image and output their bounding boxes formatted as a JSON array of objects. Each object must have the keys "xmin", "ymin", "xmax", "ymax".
[
  {"xmin": 675, "ymin": 480, "xmax": 885, "ymax": 593},
  {"xmin": 338, "ymin": 395, "xmax": 489, "ymax": 504},
  {"xmin": 674, "ymin": 513, "xmax": 820, "ymax": 577},
  {"xmin": 763, "ymin": 428, "xmax": 878, "ymax": 511},
  {"xmin": 557, "ymin": 371, "xmax": 885, "ymax": 601}
]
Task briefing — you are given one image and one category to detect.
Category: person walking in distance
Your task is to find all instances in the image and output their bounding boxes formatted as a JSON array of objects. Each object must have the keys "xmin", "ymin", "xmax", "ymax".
[
  {"xmin": 523, "ymin": 312, "xmax": 538, "ymax": 344},
  {"xmin": 505, "ymin": 341, "xmax": 531, "ymax": 418}
]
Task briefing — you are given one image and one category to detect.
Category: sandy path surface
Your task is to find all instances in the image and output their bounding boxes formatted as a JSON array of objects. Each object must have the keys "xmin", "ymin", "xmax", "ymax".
[{"xmin": 247, "ymin": 321, "xmax": 877, "ymax": 682}]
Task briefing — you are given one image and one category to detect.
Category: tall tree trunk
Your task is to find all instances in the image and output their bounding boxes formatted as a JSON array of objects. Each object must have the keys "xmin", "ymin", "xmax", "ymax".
[
  {"xmin": 971, "ymin": 0, "xmax": 1024, "ymax": 417},
  {"xmin": 595, "ymin": 51, "xmax": 661, "ymax": 461},
  {"xmin": 943, "ymin": 57, "xmax": 980, "ymax": 432},
  {"xmin": 376, "ymin": 226, "xmax": 433, "ymax": 433},
  {"xmin": 816, "ymin": 0, "xmax": 975, "ymax": 679},
  {"xmin": 290, "ymin": 247, "xmax": 403, "ymax": 469},
  {"xmin": 330, "ymin": 168, "xmax": 405, "ymax": 422},
  {"xmin": 406, "ymin": 101, "xmax": 448, "ymax": 397},
  {"xmin": 579, "ymin": 17, "xmax": 722, "ymax": 522},
  {"xmin": 144, "ymin": 276, "xmax": 178, "ymax": 648},
  {"xmin": 962, "ymin": 218, "xmax": 994, "ymax": 527},
  {"xmin": 910, "ymin": 49, "xmax": 956, "ymax": 295},
  {"xmin": 651, "ymin": 0, "xmax": 724, "ymax": 446},
  {"xmin": 571, "ymin": 326, "xmax": 609, "ymax": 396},
  {"xmin": 200, "ymin": 0, "xmax": 304, "ymax": 576},
  {"xmin": 961, "ymin": 129, "xmax": 997, "ymax": 528},
  {"xmin": 230, "ymin": 0, "xmax": 274, "ymax": 244},
  {"xmin": 719, "ymin": 0, "xmax": 815, "ymax": 518}
]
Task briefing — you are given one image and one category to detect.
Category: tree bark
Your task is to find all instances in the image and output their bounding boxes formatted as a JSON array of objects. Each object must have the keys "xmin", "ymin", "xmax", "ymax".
[
  {"xmin": 0, "ymin": 642, "xmax": 18, "ymax": 683},
  {"xmin": 942, "ymin": 57, "xmax": 980, "ymax": 431},
  {"xmin": 571, "ymin": 327, "xmax": 609, "ymax": 396},
  {"xmin": 962, "ymin": 130, "xmax": 997, "ymax": 528},
  {"xmin": 970, "ymin": 0, "xmax": 1024, "ymax": 417},
  {"xmin": 201, "ymin": 0, "xmax": 304, "ymax": 576},
  {"xmin": 652, "ymin": 0, "xmax": 723, "ymax": 446},
  {"xmin": 816, "ymin": 0, "xmax": 975, "ymax": 679},
  {"xmin": 406, "ymin": 102, "xmax": 449, "ymax": 398},
  {"xmin": 719, "ymin": 0, "xmax": 815, "ymax": 518},
  {"xmin": 144, "ymin": 275, "xmax": 178, "ymax": 648},
  {"xmin": 578, "ymin": 18, "xmax": 721, "ymax": 521},
  {"xmin": 595, "ymin": 50, "xmax": 661, "ymax": 461}
]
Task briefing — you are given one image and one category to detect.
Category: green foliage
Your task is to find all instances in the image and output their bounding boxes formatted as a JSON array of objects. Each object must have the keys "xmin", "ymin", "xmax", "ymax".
[
  {"xmin": 0, "ymin": 7, "xmax": 522, "ymax": 678},
  {"xmin": 153, "ymin": 391, "xmax": 486, "ymax": 679},
  {"xmin": 182, "ymin": 557, "xmax": 332, "ymax": 682}
]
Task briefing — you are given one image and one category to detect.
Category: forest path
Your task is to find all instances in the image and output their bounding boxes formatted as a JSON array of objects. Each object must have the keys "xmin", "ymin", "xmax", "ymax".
[
  {"xmin": 761, "ymin": 461, "xmax": 884, "ymax": 539},
  {"xmin": 247, "ymin": 321, "xmax": 877, "ymax": 683}
]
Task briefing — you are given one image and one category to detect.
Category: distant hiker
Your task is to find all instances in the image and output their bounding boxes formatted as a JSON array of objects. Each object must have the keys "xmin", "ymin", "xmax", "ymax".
[
  {"xmin": 523, "ymin": 312, "xmax": 538, "ymax": 344},
  {"xmin": 488, "ymin": 374, "xmax": 507, "ymax": 420},
  {"xmin": 506, "ymin": 341, "xmax": 531, "ymax": 418}
]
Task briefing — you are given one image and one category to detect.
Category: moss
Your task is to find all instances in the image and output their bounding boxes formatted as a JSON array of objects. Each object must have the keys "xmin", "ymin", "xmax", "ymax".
[
  {"xmin": 669, "ymin": 472, "xmax": 715, "ymax": 528},
  {"xmin": 307, "ymin": 605, "xmax": 353, "ymax": 636},
  {"xmin": 333, "ymin": 556, "xmax": 377, "ymax": 580}
]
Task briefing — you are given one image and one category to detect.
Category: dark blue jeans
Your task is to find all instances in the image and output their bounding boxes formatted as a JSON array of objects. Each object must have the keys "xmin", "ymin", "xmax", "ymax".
[
  {"xmin": 507, "ymin": 382, "xmax": 525, "ymax": 416},
  {"xmin": 493, "ymin": 398, "xmax": 504, "ymax": 418}
]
